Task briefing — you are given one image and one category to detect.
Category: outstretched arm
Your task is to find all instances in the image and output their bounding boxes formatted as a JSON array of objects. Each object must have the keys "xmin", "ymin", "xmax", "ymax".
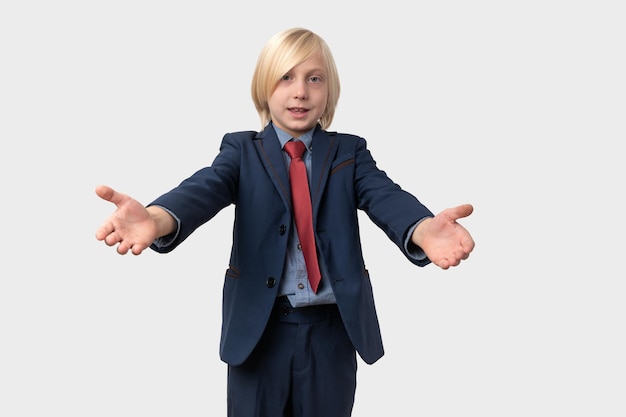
[
  {"xmin": 94, "ymin": 185, "xmax": 176, "ymax": 255},
  {"xmin": 411, "ymin": 204, "xmax": 475, "ymax": 269}
]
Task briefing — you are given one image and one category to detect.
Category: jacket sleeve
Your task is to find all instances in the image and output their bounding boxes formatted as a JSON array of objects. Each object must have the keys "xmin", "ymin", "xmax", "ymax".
[
  {"xmin": 352, "ymin": 136, "xmax": 434, "ymax": 266},
  {"xmin": 148, "ymin": 133, "xmax": 244, "ymax": 253}
]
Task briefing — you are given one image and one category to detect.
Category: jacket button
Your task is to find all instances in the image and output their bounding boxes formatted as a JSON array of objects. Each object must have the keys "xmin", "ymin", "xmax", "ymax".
[
  {"xmin": 279, "ymin": 224, "xmax": 287, "ymax": 235},
  {"xmin": 266, "ymin": 277, "xmax": 276, "ymax": 288}
]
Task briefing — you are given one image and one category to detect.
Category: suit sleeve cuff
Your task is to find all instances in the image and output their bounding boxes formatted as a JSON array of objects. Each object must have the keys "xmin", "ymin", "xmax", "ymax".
[
  {"xmin": 404, "ymin": 217, "xmax": 432, "ymax": 261},
  {"xmin": 149, "ymin": 205, "xmax": 181, "ymax": 250}
]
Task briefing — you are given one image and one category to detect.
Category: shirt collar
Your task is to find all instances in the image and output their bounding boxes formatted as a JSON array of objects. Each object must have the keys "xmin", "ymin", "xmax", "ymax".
[{"xmin": 272, "ymin": 124, "xmax": 314, "ymax": 151}]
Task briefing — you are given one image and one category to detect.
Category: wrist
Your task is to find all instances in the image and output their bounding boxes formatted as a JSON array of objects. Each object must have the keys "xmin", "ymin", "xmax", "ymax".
[
  {"xmin": 411, "ymin": 216, "xmax": 433, "ymax": 247},
  {"xmin": 147, "ymin": 205, "xmax": 177, "ymax": 238}
]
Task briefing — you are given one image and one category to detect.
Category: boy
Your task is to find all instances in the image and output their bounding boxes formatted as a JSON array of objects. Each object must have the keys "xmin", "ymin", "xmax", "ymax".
[{"xmin": 95, "ymin": 27, "xmax": 475, "ymax": 417}]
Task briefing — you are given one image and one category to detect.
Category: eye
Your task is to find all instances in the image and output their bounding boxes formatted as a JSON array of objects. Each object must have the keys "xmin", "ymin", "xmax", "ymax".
[
  {"xmin": 281, "ymin": 74, "xmax": 292, "ymax": 81},
  {"xmin": 309, "ymin": 76, "xmax": 322, "ymax": 83}
]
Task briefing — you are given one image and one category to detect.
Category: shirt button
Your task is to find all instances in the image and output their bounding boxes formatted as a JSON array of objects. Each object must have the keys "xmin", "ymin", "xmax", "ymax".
[
  {"xmin": 297, "ymin": 244, "xmax": 302, "ymax": 250},
  {"xmin": 298, "ymin": 283, "xmax": 305, "ymax": 290}
]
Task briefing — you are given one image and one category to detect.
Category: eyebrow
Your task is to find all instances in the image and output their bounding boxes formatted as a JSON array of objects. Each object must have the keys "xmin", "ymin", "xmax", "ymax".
[{"xmin": 305, "ymin": 67, "xmax": 327, "ymax": 75}]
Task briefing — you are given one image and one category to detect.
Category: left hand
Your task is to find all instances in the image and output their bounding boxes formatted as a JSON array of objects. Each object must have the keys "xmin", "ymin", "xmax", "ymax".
[{"xmin": 411, "ymin": 204, "xmax": 475, "ymax": 269}]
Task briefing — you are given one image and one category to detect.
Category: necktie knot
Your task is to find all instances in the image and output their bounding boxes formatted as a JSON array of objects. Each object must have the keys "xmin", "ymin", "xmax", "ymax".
[{"xmin": 284, "ymin": 140, "xmax": 306, "ymax": 160}]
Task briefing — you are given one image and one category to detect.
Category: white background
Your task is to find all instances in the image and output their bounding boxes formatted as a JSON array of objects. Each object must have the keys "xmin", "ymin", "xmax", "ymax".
[{"xmin": 1, "ymin": 1, "xmax": 624, "ymax": 416}]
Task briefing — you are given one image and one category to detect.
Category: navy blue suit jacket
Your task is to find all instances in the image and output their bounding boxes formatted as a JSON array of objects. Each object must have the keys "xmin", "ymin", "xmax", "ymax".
[{"xmin": 150, "ymin": 123, "xmax": 433, "ymax": 366}]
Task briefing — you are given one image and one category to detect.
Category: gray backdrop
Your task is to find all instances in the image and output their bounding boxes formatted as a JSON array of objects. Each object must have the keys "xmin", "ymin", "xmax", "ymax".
[{"xmin": 1, "ymin": 1, "xmax": 624, "ymax": 415}]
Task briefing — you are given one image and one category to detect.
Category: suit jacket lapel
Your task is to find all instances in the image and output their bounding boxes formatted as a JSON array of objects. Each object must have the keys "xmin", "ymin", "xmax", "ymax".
[
  {"xmin": 310, "ymin": 127, "xmax": 339, "ymax": 220},
  {"xmin": 253, "ymin": 125, "xmax": 339, "ymax": 220},
  {"xmin": 253, "ymin": 128, "xmax": 292, "ymax": 213}
]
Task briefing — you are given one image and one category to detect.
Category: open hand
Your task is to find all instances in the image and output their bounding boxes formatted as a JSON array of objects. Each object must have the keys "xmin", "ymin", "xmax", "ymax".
[
  {"xmin": 412, "ymin": 204, "xmax": 475, "ymax": 269},
  {"xmin": 94, "ymin": 185, "xmax": 159, "ymax": 255}
]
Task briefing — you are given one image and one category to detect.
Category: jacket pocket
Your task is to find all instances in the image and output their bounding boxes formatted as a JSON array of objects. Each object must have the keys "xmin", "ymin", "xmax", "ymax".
[
  {"xmin": 330, "ymin": 158, "xmax": 355, "ymax": 176},
  {"xmin": 225, "ymin": 265, "xmax": 240, "ymax": 279}
]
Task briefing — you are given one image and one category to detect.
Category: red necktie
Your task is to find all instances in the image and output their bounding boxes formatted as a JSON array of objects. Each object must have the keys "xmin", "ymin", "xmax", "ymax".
[{"xmin": 284, "ymin": 140, "xmax": 322, "ymax": 293}]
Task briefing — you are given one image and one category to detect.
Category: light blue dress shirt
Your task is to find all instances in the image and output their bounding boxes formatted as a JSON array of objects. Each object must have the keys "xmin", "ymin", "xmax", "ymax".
[{"xmin": 273, "ymin": 125, "xmax": 337, "ymax": 307}]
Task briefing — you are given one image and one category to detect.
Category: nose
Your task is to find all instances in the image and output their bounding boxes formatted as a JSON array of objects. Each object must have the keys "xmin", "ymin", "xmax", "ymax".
[{"xmin": 293, "ymin": 80, "xmax": 307, "ymax": 99}]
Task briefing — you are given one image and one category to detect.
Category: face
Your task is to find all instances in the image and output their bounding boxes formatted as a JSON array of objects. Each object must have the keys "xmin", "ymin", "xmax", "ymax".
[{"xmin": 268, "ymin": 53, "xmax": 328, "ymax": 138}]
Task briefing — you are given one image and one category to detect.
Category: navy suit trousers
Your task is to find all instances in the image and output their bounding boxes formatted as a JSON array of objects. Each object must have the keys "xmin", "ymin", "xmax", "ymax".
[{"xmin": 227, "ymin": 297, "xmax": 357, "ymax": 417}]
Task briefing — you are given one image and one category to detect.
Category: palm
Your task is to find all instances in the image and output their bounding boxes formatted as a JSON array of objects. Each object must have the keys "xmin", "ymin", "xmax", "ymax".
[
  {"xmin": 419, "ymin": 204, "xmax": 475, "ymax": 270},
  {"xmin": 95, "ymin": 185, "xmax": 158, "ymax": 255}
]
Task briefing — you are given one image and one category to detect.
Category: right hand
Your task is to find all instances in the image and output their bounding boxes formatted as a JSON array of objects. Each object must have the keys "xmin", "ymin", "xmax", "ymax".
[{"xmin": 94, "ymin": 185, "xmax": 160, "ymax": 255}]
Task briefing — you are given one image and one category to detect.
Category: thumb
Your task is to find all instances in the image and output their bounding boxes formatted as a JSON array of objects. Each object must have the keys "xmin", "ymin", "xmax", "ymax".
[
  {"xmin": 446, "ymin": 204, "xmax": 474, "ymax": 221},
  {"xmin": 95, "ymin": 185, "xmax": 125, "ymax": 206}
]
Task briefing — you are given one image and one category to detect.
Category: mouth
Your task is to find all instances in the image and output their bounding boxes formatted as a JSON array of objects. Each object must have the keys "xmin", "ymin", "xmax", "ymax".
[{"xmin": 288, "ymin": 107, "xmax": 309, "ymax": 114}]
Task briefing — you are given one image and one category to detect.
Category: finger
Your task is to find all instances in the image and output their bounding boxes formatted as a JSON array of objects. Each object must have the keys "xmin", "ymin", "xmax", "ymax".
[
  {"xmin": 116, "ymin": 241, "xmax": 132, "ymax": 255},
  {"xmin": 462, "ymin": 237, "xmax": 475, "ymax": 253},
  {"xmin": 104, "ymin": 232, "xmax": 121, "ymax": 247},
  {"xmin": 130, "ymin": 243, "xmax": 148, "ymax": 256},
  {"xmin": 95, "ymin": 222, "xmax": 114, "ymax": 241}
]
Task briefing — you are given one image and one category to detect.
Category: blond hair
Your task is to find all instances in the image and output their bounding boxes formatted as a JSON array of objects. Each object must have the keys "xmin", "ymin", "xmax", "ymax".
[{"xmin": 251, "ymin": 28, "xmax": 340, "ymax": 130}]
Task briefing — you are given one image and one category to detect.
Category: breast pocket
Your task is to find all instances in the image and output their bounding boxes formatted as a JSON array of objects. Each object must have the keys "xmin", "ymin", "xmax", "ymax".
[
  {"xmin": 320, "ymin": 156, "xmax": 358, "ymax": 214},
  {"xmin": 330, "ymin": 157, "xmax": 355, "ymax": 176}
]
